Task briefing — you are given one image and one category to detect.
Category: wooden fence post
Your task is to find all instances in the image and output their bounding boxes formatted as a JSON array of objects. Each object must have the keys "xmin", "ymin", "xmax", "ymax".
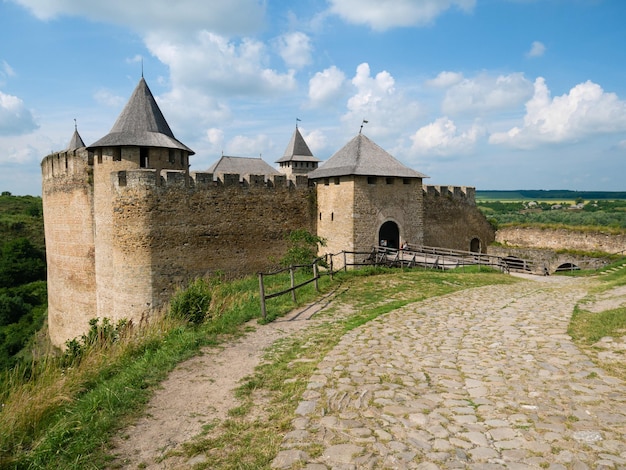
[
  {"xmin": 258, "ymin": 272, "xmax": 267, "ymax": 320},
  {"xmin": 290, "ymin": 265, "xmax": 297, "ymax": 303},
  {"xmin": 329, "ymin": 254, "xmax": 334, "ymax": 280},
  {"xmin": 343, "ymin": 251, "xmax": 347, "ymax": 272},
  {"xmin": 313, "ymin": 260, "xmax": 319, "ymax": 292}
]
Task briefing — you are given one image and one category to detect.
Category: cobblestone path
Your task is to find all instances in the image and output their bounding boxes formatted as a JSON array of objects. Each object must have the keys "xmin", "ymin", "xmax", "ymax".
[{"xmin": 273, "ymin": 277, "xmax": 626, "ymax": 469}]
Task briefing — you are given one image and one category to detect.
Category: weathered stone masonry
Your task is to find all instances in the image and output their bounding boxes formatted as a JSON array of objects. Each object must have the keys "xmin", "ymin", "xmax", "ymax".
[{"xmin": 42, "ymin": 78, "xmax": 493, "ymax": 348}]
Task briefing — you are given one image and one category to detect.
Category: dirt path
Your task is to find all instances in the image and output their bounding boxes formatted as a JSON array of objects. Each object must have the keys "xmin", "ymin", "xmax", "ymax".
[
  {"xmin": 108, "ymin": 274, "xmax": 626, "ymax": 469},
  {"xmin": 109, "ymin": 302, "xmax": 326, "ymax": 469}
]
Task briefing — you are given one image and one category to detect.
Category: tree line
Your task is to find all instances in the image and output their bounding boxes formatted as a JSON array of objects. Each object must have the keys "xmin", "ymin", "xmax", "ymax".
[{"xmin": 0, "ymin": 193, "xmax": 47, "ymax": 370}]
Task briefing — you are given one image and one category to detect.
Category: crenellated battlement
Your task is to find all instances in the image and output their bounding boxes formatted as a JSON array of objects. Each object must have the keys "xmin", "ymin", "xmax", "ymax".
[
  {"xmin": 111, "ymin": 169, "xmax": 311, "ymax": 192},
  {"xmin": 423, "ymin": 185, "xmax": 476, "ymax": 205},
  {"xmin": 41, "ymin": 149, "xmax": 92, "ymax": 181}
]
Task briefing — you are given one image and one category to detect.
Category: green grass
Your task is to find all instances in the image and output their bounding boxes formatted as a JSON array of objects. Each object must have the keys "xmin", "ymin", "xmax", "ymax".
[
  {"xmin": 0, "ymin": 269, "xmax": 332, "ymax": 469},
  {"xmin": 176, "ymin": 268, "xmax": 515, "ymax": 468},
  {"xmin": 568, "ymin": 259, "xmax": 626, "ymax": 380},
  {"xmin": 3, "ymin": 261, "xmax": 624, "ymax": 469}
]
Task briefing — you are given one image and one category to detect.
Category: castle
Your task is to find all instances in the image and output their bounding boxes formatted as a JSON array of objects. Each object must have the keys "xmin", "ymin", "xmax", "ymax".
[{"xmin": 41, "ymin": 78, "xmax": 494, "ymax": 348}]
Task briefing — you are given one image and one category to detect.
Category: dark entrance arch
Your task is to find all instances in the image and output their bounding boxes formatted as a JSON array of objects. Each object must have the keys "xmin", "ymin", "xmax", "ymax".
[
  {"xmin": 470, "ymin": 237, "xmax": 481, "ymax": 253},
  {"xmin": 379, "ymin": 221, "xmax": 399, "ymax": 249},
  {"xmin": 555, "ymin": 262, "xmax": 580, "ymax": 272}
]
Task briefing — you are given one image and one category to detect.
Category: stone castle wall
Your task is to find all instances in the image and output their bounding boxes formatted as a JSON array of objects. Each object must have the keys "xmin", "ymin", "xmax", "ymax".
[
  {"xmin": 109, "ymin": 169, "xmax": 316, "ymax": 317},
  {"xmin": 41, "ymin": 150, "xmax": 97, "ymax": 347},
  {"xmin": 422, "ymin": 185, "xmax": 494, "ymax": 252},
  {"xmin": 496, "ymin": 226, "xmax": 626, "ymax": 254},
  {"xmin": 42, "ymin": 152, "xmax": 316, "ymax": 345}
]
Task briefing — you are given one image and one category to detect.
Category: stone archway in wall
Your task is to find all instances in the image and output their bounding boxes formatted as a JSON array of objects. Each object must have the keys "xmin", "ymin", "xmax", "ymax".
[
  {"xmin": 379, "ymin": 221, "xmax": 400, "ymax": 249},
  {"xmin": 470, "ymin": 237, "xmax": 481, "ymax": 253}
]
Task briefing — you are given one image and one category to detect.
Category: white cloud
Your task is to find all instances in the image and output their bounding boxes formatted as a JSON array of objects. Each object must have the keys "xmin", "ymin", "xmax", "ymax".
[
  {"xmin": 327, "ymin": 0, "xmax": 475, "ymax": 31},
  {"xmin": 2, "ymin": 61, "xmax": 16, "ymax": 78},
  {"xmin": 301, "ymin": 129, "xmax": 326, "ymax": 154},
  {"xmin": 0, "ymin": 91, "xmax": 38, "ymax": 136},
  {"xmin": 409, "ymin": 117, "xmax": 484, "ymax": 156},
  {"xmin": 343, "ymin": 63, "xmax": 422, "ymax": 136},
  {"xmin": 125, "ymin": 54, "xmax": 143, "ymax": 64},
  {"xmin": 226, "ymin": 134, "xmax": 272, "ymax": 156},
  {"xmin": 426, "ymin": 71, "xmax": 463, "ymax": 88},
  {"xmin": 12, "ymin": 0, "xmax": 265, "ymax": 36},
  {"xmin": 274, "ymin": 32, "xmax": 312, "ymax": 69},
  {"xmin": 490, "ymin": 78, "xmax": 626, "ymax": 148},
  {"xmin": 526, "ymin": 41, "xmax": 546, "ymax": 58},
  {"xmin": 158, "ymin": 86, "xmax": 232, "ymax": 138},
  {"xmin": 146, "ymin": 31, "xmax": 296, "ymax": 96},
  {"xmin": 308, "ymin": 66, "xmax": 347, "ymax": 106},
  {"xmin": 206, "ymin": 128, "xmax": 224, "ymax": 147},
  {"xmin": 347, "ymin": 63, "xmax": 395, "ymax": 112},
  {"xmin": 94, "ymin": 88, "xmax": 125, "ymax": 108},
  {"xmin": 442, "ymin": 72, "xmax": 534, "ymax": 115}
]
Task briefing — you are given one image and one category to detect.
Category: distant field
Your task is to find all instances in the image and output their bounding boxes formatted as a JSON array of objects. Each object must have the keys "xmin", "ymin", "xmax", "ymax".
[{"xmin": 476, "ymin": 190, "xmax": 626, "ymax": 201}]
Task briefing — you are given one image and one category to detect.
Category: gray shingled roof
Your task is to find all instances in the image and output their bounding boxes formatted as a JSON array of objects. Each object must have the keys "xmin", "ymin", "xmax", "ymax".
[
  {"xmin": 307, "ymin": 133, "xmax": 428, "ymax": 179},
  {"xmin": 67, "ymin": 128, "xmax": 86, "ymax": 150},
  {"xmin": 88, "ymin": 78, "xmax": 194, "ymax": 154},
  {"xmin": 207, "ymin": 156, "xmax": 280, "ymax": 180},
  {"xmin": 275, "ymin": 127, "xmax": 320, "ymax": 163}
]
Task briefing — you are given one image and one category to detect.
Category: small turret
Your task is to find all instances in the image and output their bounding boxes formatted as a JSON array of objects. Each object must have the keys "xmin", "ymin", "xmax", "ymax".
[
  {"xmin": 276, "ymin": 126, "xmax": 320, "ymax": 176},
  {"xmin": 67, "ymin": 121, "xmax": 85, "ymax": 150}
]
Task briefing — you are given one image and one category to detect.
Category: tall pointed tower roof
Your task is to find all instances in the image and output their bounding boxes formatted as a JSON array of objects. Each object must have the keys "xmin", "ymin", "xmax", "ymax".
[
  {"xmin": 307, "ymin": 133, "xmax": 428, "ymax": 179},
  {"xmin": 88, "ymin": 78, "xmax": 194, "ymax": 154},
  {"xmin": 66, "ymin": 125, "xmax": 86, "ymax": 150},
  {"xmin": 275, "ymin": 126, "xmax": 320, "ymax": 163}
]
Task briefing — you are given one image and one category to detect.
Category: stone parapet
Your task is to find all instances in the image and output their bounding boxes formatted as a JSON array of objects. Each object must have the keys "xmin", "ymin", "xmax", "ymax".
[{"xmin": 424, "ymin": 185, "xmax": 476, "ymax": 206}]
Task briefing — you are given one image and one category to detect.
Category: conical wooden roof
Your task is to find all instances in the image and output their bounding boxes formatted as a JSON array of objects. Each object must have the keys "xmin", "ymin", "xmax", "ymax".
[
  {"xmin": 308, "ymin": 133, "xmax": 427, "ymax": 179},
  {"xmin": 66, "ymin": 128, "xmax": 85, "ymax": 150},
  {"xmin": 88, "ymin": 78, "xmax": 194, "ymax": 154},
  {"xmin": 275, "ymin": 127, "xmax": 320, "ymax": 163}
]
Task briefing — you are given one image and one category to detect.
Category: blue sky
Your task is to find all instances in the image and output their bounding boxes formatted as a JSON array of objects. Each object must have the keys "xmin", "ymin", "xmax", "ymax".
[{"xmin": 1, "ymin": 0, "xmax": 625, "ymax": 195}]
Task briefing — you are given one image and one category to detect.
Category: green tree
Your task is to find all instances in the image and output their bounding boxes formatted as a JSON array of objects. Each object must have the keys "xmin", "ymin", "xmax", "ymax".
[
  {"xmin": 0, "ymin": 238, "xmax": 46, "ymax": 288},
  {"xmin": 280, "ymin": 229, "xmax": 326, "ymax": 267}
]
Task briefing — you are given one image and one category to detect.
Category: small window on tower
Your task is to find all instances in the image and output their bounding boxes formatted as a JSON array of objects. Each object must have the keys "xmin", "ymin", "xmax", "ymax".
[
  {"xmin": 367, "ymin": 176, "xmax": 376, "ymax": 185},
  {"xmin": 403, "ymin": 178, "xmax": 411, "ymax": 185},
  {"xmin": 113, "ymin": 148, "xmax": 121, "ymax": 162},
  {"xmin": 168, "ymin": 149, "xmax": 176, "ymax": 164},
  {"xmin": 324, "ymin": 178, "xmax": 329, "ymax": 186},
  {"xmin": 386, "ymin": 177, "xmax": 394, "ymax": 185},
  {"xmin": 140, "ymin": 147, "xmax": 149, "ymax": 168},
  {"xmin": 334, "ymin": 177, "xmax": 340, "ymax": 185}
]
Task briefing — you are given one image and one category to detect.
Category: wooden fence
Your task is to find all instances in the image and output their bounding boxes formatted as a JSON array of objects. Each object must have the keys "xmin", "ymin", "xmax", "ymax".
[
  {"xmin": 258, "ymin": 260, "xmax": 321, "ymax": 319},
  {"xmin": 258, "ymin": 245, "xmax": 537, "ymax": 318}
]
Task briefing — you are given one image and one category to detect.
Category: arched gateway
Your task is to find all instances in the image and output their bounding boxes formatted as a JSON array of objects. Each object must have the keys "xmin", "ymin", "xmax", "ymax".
[{"xmin": 379, "ymin": 221, "xmax": 400, "ymax": 249}]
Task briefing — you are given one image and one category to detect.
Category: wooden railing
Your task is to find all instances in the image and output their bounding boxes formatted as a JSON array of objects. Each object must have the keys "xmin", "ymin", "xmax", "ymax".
[
  {"xmin": 258, "ymin": 246, "xmax": 539, "ymax": 318},
  {"xmin": 258, "ymin": 259, "xmax": 322, "ymax": 319}
]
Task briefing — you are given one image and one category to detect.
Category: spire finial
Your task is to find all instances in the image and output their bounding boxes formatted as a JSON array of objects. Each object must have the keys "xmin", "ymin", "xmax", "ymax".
[
  {"xmin": 74, "ymin": 118, "xmax": 77, "ymax": 131},
  {"xmin": 296, "ymin": 117, "xmax": 301, "ymax": 129},
  {"xmin": 360, "ymin": 119, "xmax": 368, "ymax": 134},
  {"xmin": 141, "ymin": 57, "xmax": 144, "ymax": 78}
]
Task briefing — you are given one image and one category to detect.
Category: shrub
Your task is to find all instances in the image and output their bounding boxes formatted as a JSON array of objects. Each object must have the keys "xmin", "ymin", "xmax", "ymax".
[
  {"xmin": 169, "ymin": 278, "xmax": 212, "ymax": 324},
  {"xmin": 280, "ymin": 229, "xmax": 327, "ymax": 267},
  {"xmin": 62, "ymin": 318, "xmax": 130, "ymax": 366}
]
